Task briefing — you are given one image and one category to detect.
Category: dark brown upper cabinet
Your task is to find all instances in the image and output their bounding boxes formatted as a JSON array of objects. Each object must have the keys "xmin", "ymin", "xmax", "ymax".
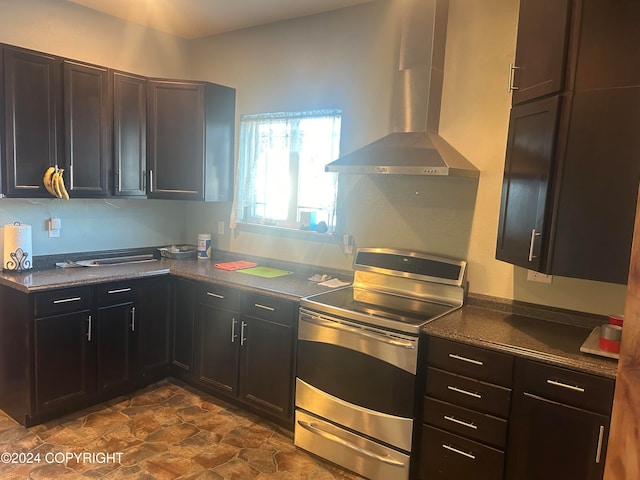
[
  {"xmin": 497, "ymin": 0, "xmax": 640, "ymax": 284},
  {"xmin": 2, "ymin": 45, "xmax": 63, "ymax": 198},
  {"xmin": 63, "ymin": 60, "xmax": 111, "ymax": 197},
  {"xmin": 112, "ymin": 71, "xmax": 146, "ymax": 197},
  {"xmin": 147, "ymin": 80, "xmax": 235, "ymax": 201},
  {"xmin": 497, "ymin": 95, "xmax": 561, "ymax": 272},
  {"xmin": 2, "ymin": 42, "xmax": 236, "ymax": 201},
  {"xmin": 509, "ymin": 0, "xmax": 572, "ymax": 105}
]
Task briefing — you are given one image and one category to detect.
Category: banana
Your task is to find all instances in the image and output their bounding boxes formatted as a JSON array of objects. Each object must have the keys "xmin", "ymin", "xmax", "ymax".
[
  {"xmin": 43, "ymin": 166, "xmax": 57, "ymax": 197},
  {"xmin": 57, "ymin": 169, "xmax": 70, "ymax": 200},
  {"xmin": 51, "ymin": 170, "xmax": 63, "ymax": 199}
]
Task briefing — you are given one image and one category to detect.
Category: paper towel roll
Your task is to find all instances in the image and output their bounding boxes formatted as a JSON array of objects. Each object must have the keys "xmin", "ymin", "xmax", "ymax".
[{"xmin": 3, "ymin": 223, "xmax": 32, "ymax": 271}]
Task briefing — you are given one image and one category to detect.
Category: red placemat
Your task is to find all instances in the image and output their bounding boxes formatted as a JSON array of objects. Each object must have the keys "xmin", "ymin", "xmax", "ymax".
[{"xmin": 214, "ymin": 260, "xmax": 258, "ymax": 271}]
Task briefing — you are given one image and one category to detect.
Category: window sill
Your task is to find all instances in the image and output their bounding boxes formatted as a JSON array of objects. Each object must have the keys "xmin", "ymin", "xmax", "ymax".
[{"xmin": 234, "ymin": 221, "xmax": 338, "ymax": 243}]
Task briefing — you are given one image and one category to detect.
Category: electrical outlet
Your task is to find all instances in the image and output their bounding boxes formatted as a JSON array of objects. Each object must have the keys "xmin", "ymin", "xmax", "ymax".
[
  {"xmin": 527, "ymin": 270, "xmax": 553, "ymax": 283},
  {"xmin": 48, "ymin": 217, "xmax": 61, "ymax": 238},
  {"xmin": 217, "ymin": 221, "xmax": 225, "ymax": 235}
]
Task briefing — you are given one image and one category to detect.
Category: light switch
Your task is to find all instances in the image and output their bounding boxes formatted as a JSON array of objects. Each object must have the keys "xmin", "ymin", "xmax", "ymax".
[{"xmin": 48, "ymin": 217, "xmax": 61, "ymax": 238}]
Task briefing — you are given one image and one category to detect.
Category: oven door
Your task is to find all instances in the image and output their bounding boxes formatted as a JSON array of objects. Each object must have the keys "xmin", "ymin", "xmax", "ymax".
[{"xmin": 296, "ymin": 308, "xmax": 420, "ymax": 452}]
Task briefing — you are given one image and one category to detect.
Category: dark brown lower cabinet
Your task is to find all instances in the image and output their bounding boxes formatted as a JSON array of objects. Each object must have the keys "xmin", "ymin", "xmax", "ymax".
[
  {"xmin": 96, "ymin": 301, "xmax": 134, "ymax": 395},
  {"xmin": 0, "ymin": 277, "xmax": 171, "ymax": 427},
  {"xmin": 171, "ymin": 278, "xmax": 195, "ymax": 379},
  {"xmin": 197, "ymin": 303, "xmax": 239, "ymax": 394},
  {"xmin": 134, "ymin": 277, "xmax": 172, "ymax": 383},
  {"xmin": 505, "ymin": 358, "xmax": 614, "ymax": 480},
  {"xmin": 506, "ymin": 393, "xmax": 609, "ymax": 480},
  {"xmin": 192, "ymin": 284, "xmax": 296, "ymax": 423},
  {"xmin": 34, "ymin": 310, "xmax": 96, "ymax": 415},
  {"xmin": 420, "ymin": 338, "xmax": 614, "ymax": 480},
  {"xmin": 239, "ymin": 314, "xmax": 294, "ymax": 418}
]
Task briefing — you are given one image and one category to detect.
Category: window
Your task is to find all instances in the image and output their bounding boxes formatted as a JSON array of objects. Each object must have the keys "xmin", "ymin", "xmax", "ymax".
[{"xmin": 232, "ymin": 110, "xmax": 341, "ymax": 232}]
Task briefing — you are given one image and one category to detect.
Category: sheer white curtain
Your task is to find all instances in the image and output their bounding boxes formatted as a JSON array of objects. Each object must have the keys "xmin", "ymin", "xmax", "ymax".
[{"xmin": 230, "ymin": 110, "xmax": 341, "ymax": 231}]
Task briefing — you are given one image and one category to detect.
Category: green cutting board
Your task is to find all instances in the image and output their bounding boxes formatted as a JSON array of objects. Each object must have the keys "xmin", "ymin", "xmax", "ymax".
[{"xmin": 236, "ymin": 266, "xmax": 293, "ymax": 278}]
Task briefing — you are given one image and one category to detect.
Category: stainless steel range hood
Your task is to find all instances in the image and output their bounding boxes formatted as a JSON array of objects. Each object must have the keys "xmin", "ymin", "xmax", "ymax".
[{"xmin": 325, "ymin": 0, "xmax": 479, "ymax": 177}]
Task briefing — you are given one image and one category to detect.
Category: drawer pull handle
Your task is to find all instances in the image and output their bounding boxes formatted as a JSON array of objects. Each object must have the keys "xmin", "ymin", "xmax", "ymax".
[
  {"xmin": 444, "ymin": 415, "xmax": 478, "ymax": 430},
  {"xmin": 595, "ymin": 425, "xmax": 605, "ymax": 463},
  {"xmin": 448, "ymin": 353, "xmax": 484, "ymax": 366},
  {"xmin": 130, "ymin": 307, "xmax": 136, "ymax": 332},
  {"xmin": 108, "ymin": 287, "xmax": 132, "ymax": 294},
  {"xmin": 255, "ymin": 303, "xmax": 275, "ymax": 311},
  {"xmin": 442, "ymin": 444, "xmax": 476, "ymax": 460},
  {"xmin": 546, "ymin": 379, "xmax": 585, "ymax": 393},
  {"xmin": 53, "ymin": 296, "xmax": 82, "ymax": 304},
  {"xmin": 206, "ymin": 292, "xmax": 224, "ymax": 299},
  {"xmin": 448, "ymin": 385, "xmax": 482, "ymax": 399}
]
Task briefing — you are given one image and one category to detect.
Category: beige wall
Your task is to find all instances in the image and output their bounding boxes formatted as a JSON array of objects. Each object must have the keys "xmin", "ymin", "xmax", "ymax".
[
  {"xmin": 0, "ymin": 0, "xmax": 190, "ymax": 77},
  {"xmin": 187, "ymin": 0, "xmax": 627, "ymax": 316},
  {"xmin": 0, "ymin": 0, "xmax": 627, "ymax": 316},
  {"xmin": 0, "ymin": 0, "xmax": 191, "ymax": 255},
  {"xmin": 440, "ymin": 0, "xmax": 626, "ymax": 315}
]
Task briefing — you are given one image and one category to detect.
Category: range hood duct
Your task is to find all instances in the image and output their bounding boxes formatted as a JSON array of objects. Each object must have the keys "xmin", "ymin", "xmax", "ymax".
[{"xmin": 325, "ymin": 0, "xmax": 479, "ymax": 177}]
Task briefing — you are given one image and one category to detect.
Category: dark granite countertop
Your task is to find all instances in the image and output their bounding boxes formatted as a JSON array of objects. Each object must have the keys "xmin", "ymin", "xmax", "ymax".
[
  {"xmin": 422, "ymin": 301, "xmax": 618, "ymax": 380},
  {"xmin": 0, "ymin": 250, "xmax": 617, "ymax": 379},
  {"xmin": 0, "ymin": 251, "xmax": 353, "ymax": 301}
]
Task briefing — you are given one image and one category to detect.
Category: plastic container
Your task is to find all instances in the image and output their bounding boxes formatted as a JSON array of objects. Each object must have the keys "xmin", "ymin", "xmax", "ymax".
[{"xmin": 197, "ymin": 234, "xmax": 212, "ymax": 260}]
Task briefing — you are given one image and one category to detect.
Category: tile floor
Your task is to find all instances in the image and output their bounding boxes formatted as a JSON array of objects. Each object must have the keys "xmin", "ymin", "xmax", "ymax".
[{"xmin": 0, "ymin": 380, "xmax": 365, "ymax": 479}]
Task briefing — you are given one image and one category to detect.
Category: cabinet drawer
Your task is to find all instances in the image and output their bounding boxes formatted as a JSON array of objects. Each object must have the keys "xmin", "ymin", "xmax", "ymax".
[
  {"xmin": 242, "ymin": 292, "xmax": 294, "ymax": 326},
  {"xmin": 516, "ymin": 359, "xmax": 614, "ymax": 414},
  {"xmin": 424, "ymin": 396, "xmax": 508, "ymax": 449},
  {"xmin": 428, "ymin": 337, "xmax": 514, "ymax": 387},
  {"xmin": 97, "ymin": 282, "xmax": 135, "ymax": 304},
  {"xmin": 426, "ymin": 367, "xmax": 512, "ymax": 418},
  {"xmin": 34, "ymin": 287, "xmax": 93, "ymax": 317},
  {"xmin": 420, "ymin": 425, "xmax": 504, "ymax": 480},
  {"xmin": 198, "ymin": 283, "xmax": 240, "ymax": 311}
]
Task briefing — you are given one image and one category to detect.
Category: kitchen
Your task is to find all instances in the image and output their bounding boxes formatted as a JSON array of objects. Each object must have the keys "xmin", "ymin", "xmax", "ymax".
[{"xmin": 0, "ymin": 0, "xmax": 637, "ymax": 479}]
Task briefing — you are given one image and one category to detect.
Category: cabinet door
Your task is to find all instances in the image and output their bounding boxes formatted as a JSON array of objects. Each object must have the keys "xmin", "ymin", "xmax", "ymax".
[
  {"xmin": 134, "ymin": 277, "xmax": 171, "ymax": 383},
  {"xmin": 172, "ymin": 278, "xmax": 195, "ymax": 377},
  {"xmin": 112, "ymin": 71, "xmax": 146, "ymax": 197},
  {"xmin": 548, "ymin": 0, "xmax": 640, "ymax": 284},
  {"xmin": 34, "ymin": 310, "xmax": 95, "ymax": 414},
  {"xmin": 3, "ymin": 46, "xmax": 62, "ymax": 197},
  {"xmin": 496, "ymin": 96, "xmax": 560, "ymax": 271},
  {"xmin": 147, "ymin": 81, "xmax": 205, "ymax": 200},
  {"xmin": 196, "ymin": 303, "xmax": 239, "ymax": 395},
  {"xmin": 64, "ymin": 60, "xmax": 110, "ymax": 196},
  {"xmin": 506, "ymin": 393, "xmax": 608, "ymax": 480},
  {"xmin": 97, "ymin": 302, "xmax": 134, "ymax": 395},
  {"xmin": 239, "ymin": 316, "xmax": 294, "ymax": 419},
  {"xmin": 511, "ymin": 0, "xmax": 571, "ymax": 105}
]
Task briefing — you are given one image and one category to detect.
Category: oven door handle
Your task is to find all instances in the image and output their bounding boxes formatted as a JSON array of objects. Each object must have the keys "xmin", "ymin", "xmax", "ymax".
[
  {"xmin": 297, "ymin": 420, "xmax": 406, "ymax": 467},
  {"xmin": 301, "ymin": 313, "xmax": 415, "ymax": 349}
]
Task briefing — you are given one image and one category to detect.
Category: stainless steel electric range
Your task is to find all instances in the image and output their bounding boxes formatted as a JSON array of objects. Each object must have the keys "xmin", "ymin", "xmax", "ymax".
[{"xmin": 294, "ymin": 248, "xmax": 468, "ymax": 480}]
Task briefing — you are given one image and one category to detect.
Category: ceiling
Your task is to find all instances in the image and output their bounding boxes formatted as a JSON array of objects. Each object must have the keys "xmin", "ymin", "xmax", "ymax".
[{"xmin": 65, "ymin": 0, "xmax": 376, "ymax": 39}]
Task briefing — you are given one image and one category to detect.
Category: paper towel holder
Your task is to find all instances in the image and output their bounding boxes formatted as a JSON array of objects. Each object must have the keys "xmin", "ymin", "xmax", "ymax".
[
  {"xmin": 5, "ymin": 247, "xmax": 30, "ymax": 272},
  {"xmin": 4, "ymin": 222, "xmax": 32, "ymax": 272}
]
